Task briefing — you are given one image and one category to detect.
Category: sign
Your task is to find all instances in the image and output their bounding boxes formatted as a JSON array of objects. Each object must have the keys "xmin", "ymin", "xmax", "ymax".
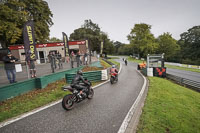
[
  {"xmin": 23, "ymin": 20, "xmax": 37, "ymax": 61},
  {"xmin": 68, "ymin": 40, "xmax": 86, "ymax": 45},
  {"xmin": 62, "ymin": 32, "xmax": 69, "ymax": 56},
  {"xmin": 15, "ymin": 64, "xmax": 22, "ymax": 72}
]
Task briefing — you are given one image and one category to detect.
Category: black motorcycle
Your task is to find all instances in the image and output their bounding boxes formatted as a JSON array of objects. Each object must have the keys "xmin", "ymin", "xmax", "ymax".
[{"xmin": 62, "ymin": 80, "xmax": 94, "ymax": 110}]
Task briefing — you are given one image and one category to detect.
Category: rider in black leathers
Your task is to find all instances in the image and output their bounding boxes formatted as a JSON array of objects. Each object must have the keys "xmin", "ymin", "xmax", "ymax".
[{"xmin": 71, "ymin": 70, "xmax": 89, "ymax": 95}]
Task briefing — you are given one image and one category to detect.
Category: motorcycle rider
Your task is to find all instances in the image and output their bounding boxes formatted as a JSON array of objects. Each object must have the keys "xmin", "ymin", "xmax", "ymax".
[
  {"xmin": 110, "ymin": 65, "xmax": 118, "ymax": 78},
  {"xmin": 71, "ymin": 70, "xmax": 89, "ymax": 98}
]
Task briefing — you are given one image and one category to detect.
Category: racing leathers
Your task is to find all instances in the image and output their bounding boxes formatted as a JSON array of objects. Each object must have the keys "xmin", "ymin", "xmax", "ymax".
[
  {"xmin": 71, "ymin": 74, "xmax": 89, "ymax": 95},
  {"xmin": 110, "ymin": 68, "xmax": 118, "ymax": 77}
]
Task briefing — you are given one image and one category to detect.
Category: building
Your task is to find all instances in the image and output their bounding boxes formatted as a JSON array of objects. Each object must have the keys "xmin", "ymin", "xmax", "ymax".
[{"xmin": 8, "ymin": 40, "xmax": 88, "ymax": 64}]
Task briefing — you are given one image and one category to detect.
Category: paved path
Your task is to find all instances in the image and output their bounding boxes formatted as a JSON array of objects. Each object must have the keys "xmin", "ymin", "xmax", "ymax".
[{"xmin": 0, "ymin": 58, "xmax": 144, "ymax": 133}]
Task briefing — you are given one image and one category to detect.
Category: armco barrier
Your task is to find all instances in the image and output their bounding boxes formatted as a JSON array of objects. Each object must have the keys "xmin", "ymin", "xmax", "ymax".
[
  {"xmin": 65, "ymin": 70, "xmax": 102, "ymax": 83},
  {"xmin": 0, "ymin": 78, "xmax": 37, "ymax": 101},
  {"xmin": 166, "ymin": 73, "xmax": 200, "ymax": 92}
]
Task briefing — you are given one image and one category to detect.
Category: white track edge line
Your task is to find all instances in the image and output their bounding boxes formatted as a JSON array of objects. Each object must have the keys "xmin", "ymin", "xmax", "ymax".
[
  {"xmin": 117, "ymin": 70, "xmax": 147, "ymax": 133},
  {"xmin": 0, "ymin": 62, "xmax": 122, "ymax": 128}
]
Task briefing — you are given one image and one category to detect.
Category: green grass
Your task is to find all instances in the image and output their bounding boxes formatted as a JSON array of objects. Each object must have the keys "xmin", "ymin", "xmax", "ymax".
[
  {"xmin": 127, "ymin": 57, "xmax": 146, "ymax": 64},
  {"xmin": 107, "ymin": 56, "xmax": 120, "ymax": 59},
  {"xmin": 100, "ymin": 59, "xmax": 112, "ymax": 68},
  {"xmin": 165, "ymin": 64, "xmax": 200, "ymax": 73},
  {"xmin": 0, "ymin": 79, "xmax": 69, "ymax": 122},
  {"xmin": 107, "ymin": 59, "xmax": 120, "ymax": 69},
  {"xmin": 137, "ymin": 77, "xmax": 200, "ymax": 133}
]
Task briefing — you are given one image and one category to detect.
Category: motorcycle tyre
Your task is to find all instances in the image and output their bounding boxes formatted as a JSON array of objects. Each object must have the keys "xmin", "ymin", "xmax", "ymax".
[
  {"xmin": 110, "ymin": 77, "xmax": 114, "ymax": 84},
  {"xmin": 62, "ymin": 94, "xmax": 75, "ymax": 110},
  {"xmin": 87, "ymin": 88, "xmax": 94, "ymax": 99}
]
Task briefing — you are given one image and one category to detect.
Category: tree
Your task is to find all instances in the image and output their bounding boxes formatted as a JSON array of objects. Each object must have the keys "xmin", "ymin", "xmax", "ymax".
[
  {"xmin": 69, "ymin": 19, "xmax": 115, "ymax": 54},
  {"xmin": 113, "ymin": 41, "xmax": 123, "ymax": 54},
  {"xmin": 48, "ymin": 37, "xmax": 62, "ymax": 42},
  {"xmin": 23, "ymin": 0, "xmax": 53, "ymax": 43},
  {"xmin": 0, "ymin": 0, "xmax": 53, "ymax": 48},
  {"xmin": 179, "ymin": 26, "xmax": 200, "ymax": 65},
  {"xmin": 0, "ymin": 0, "xmax": 26, "ymax": 48},
  {"xmin": 127, "ymin": 23, "xmax": 158, "ymax": 58},
  {"xmin": 156, "ymin": 32, "xmax": 180, "ymax": 61}
]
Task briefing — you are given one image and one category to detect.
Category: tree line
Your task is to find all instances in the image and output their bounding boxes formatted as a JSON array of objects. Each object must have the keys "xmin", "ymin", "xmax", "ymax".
[
  {"xmin": 0, "ymin": 0, "xmax": 199, "ymax": 65},
  {"xmin": 119, "ymin": 23, "xmax": 200, "ymax": 65}
]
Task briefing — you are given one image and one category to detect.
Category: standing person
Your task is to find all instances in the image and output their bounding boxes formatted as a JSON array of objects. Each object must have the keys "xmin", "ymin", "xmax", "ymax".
[
  {"xmin": 76, "ymin": 51, "xmax": 80, "ymax": 67},
  {"xmin": 70, "ymin": 51, "xmax": 75, "ymax": 68},
  {"xmin": 3, "ymin": 52, "xmax": 18, "ymax": 83},
  {"xmin": 48, "ymin": 51, "xmax": 56, "ymax": 73},
  {"xmin": 56, "ymin": 51, "xmax": 62, "ymax": 69},
  {"xmin": 27, "ymin": 59, "xmax": 36, "ymax": 78},
  {"xmin": 84, "ymin": 52, "xmax": 88, "ymax": 65}
]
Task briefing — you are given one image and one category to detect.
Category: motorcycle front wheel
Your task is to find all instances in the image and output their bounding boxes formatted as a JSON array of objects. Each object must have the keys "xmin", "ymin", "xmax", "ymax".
[
  {"xmin": 87, "ymin": 88, "xmax": 94, "ymax": 99},
  {"xmin": 62, "ymin": 94, "xmax": 75, "ymax": 110}
]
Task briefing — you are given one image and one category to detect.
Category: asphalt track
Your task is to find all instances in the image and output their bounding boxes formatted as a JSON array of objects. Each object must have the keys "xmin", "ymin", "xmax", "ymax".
[
  {"xmin": 167, "ymin": 68, "xmax": 200, "ymax": 82},
  {"xmin": 0, "ymin": 59, "xmax": 144, "ymax": 133}
]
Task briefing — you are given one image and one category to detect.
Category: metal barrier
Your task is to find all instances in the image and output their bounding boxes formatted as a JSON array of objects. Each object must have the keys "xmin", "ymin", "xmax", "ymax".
[{"xmin": 166, "ymin": 74, "xmax": 200, "ymax": 92}]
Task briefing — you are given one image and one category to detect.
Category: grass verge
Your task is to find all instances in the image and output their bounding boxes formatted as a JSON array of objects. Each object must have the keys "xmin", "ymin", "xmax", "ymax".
[
  {"xmin": 127, "ymin": 57, "xmax": 146, "ymax": 64},
  {"xmin": 137, "ymin": 77, "xmax": 200, "ymax": 133},
  {"xmin": 100, "ymin": 59, "xmax": 112, "ymax": 68},
  {"xmin": 165, "ymin": 64, "xmax": 200, "ymax": 73},
  {"xmin": 107, "ymin": 59, "xmax": 120, "ymax": 69},
  {"xmin": 0, "ymin": 79, "xmax": 68, "ymax": 122}
]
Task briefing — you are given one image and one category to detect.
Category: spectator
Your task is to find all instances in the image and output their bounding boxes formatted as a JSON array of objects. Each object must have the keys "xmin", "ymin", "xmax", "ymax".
[
  {"xmin": 76, "ymin": 51, "xmax": 80, "ymax": 67},
  {"xmin": 48, "ymin": 51, "xmax": 56, "ymax": 73},
  {"xmin": 84, "ymin": 52, "xmax": 88, "ymax": 65},
  {"xmin": 70, "ymin": 51, "xmax": 75, "ymax": 68},
  {"xmin": 3, "ymin": 52, "xmax": 18, "ymax": 83},
  {"xmin": 27, "ymin": 59, "xmax": 36, "ymax": 78},
  {"xmin": 56, "ymin": 51, "xmax": 62, "ymax": 69}
]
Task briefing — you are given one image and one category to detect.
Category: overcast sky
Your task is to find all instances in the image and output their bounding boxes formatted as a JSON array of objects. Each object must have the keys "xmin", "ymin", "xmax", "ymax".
[{"xmin": 46, "ymin": 0, "xmax": 200, "ymax": 44}]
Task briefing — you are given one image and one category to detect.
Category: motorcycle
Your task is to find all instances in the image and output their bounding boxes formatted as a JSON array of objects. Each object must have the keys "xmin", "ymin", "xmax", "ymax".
[
  {"xmin": 110, "ymin": 72, "xmax": 118, "ymax": 84},
  {"xmin": 62, "ymin": 80, "xmax": 94, "ymax": 110}
]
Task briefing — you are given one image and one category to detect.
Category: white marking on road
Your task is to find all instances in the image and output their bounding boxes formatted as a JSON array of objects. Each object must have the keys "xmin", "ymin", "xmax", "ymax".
[
  {"xmin": 117, "ymin": 70, "xmax": 147, "ymax": 133},
  {"xmin": 0, "ymin": 62, "xmax": 123, "ymax": 129},
  {"xmin": 0, "ymin": 100, "xmax": 62, "ymax": 128}
]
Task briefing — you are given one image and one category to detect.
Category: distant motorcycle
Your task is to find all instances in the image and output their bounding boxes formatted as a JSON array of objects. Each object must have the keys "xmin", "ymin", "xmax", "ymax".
[
  {"xmin": 125, "ymin": 60, "xmax": 127, "ymax": 66},
  {"xmin": 62, "ymin": 80, "xmax": 94, "ymax": 110},
  {"xmin": 110, "ymin": 72, "xmax": 118, "ymax": 84}
]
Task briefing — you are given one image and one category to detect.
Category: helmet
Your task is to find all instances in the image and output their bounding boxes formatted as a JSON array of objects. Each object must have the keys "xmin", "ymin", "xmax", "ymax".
[
  {"xmin": 77, "ymin": 70, "xmax": 83, "ymax": 75},
  {"xmin": 112, "ymin": 65, "xmax": 115, "ymax": 68}
]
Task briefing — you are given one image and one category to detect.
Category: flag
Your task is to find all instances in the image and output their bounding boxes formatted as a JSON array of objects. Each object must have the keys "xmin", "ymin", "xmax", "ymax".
[
  {"xmin": 86, "ymin": 40, "xmax": 89, "ymax": 53},
  {"xmin": 100, "ymin": 41, "xmax": 104, "ymax": 54},
  {"xmin": 62, "ymin": 32, "xmax": 69, "ymax": 56},
  {"xmin": 23, "ymin": 20, "xmax": 37, "ymax": 60}
]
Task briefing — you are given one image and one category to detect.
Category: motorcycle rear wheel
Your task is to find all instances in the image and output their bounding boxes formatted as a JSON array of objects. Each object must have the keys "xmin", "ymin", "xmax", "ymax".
[
  {"xmin": 87, "ymin": 88, "xmax": 94, "ymax": 99},
  {"xmin": 62, "ymin": 94, "xmax": 75, "ymax": 110},
  {"xmin": 110, "ymin": 77, "xmax": 114, "ymax": 84}
]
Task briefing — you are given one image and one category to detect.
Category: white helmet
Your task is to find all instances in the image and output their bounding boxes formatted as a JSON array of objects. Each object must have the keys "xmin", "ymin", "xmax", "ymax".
[{"xmin": 112, "ymin": 65, "xmax": 115, "ymax": 68}]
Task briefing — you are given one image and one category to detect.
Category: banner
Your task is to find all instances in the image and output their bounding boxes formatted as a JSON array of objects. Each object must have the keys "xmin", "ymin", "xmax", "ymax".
[
  {"xmin": 23, "ymin": 20, "xmax": 37, "ymax": 60},
  {"xmin": 62, "ymin": 32, "xmax": 69, "ymax": 56},
  {"xmin": 100, "ymin": 41, "xmax": 103, "ymax": 54},
  {"xmin": 85, "ymin": 40, "xmax": 89, "ymax": 53}
]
